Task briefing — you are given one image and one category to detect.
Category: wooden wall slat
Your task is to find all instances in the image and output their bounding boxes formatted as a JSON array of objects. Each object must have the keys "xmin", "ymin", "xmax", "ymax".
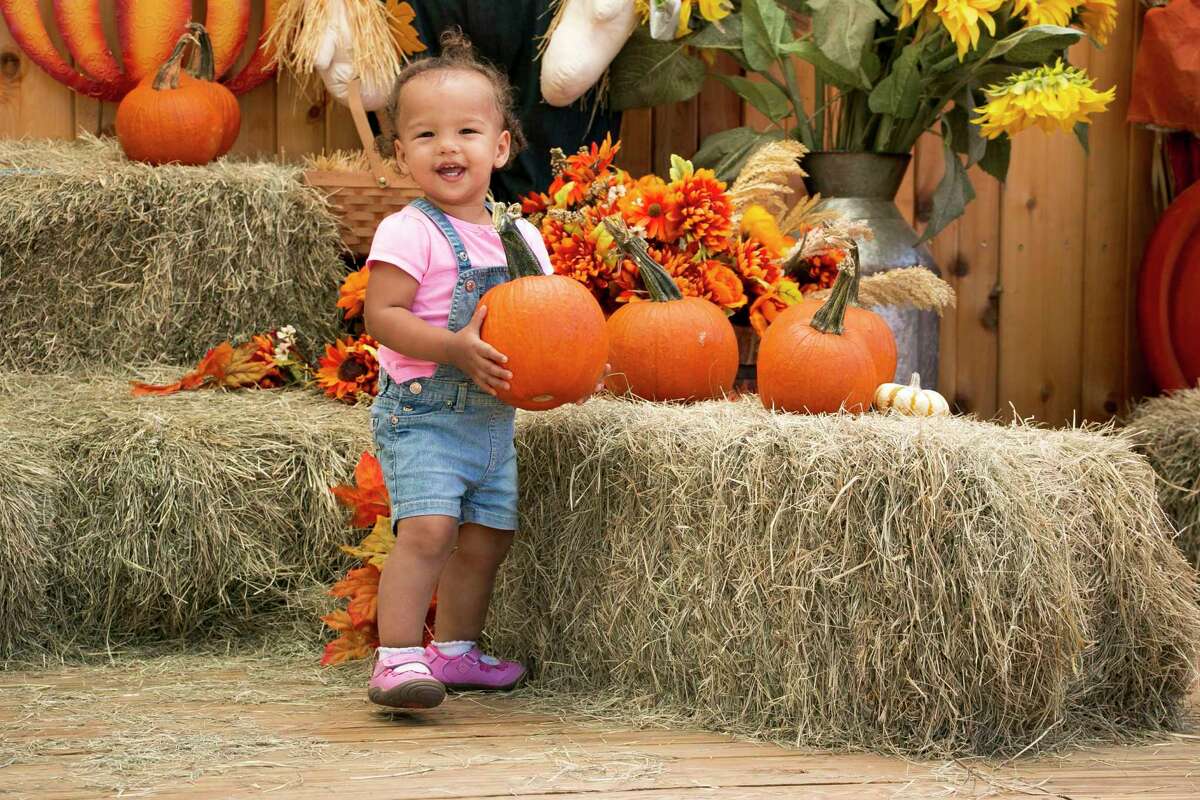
[
  {"xmin": 914, "ymin": 134, "xmax": 962, "ymax": 403},
  {"xmin": 616, "ymin": 107, "xmax": 653, "ymax": 177},
  {"xmin": 952, "ymin": 172, "xmax": 1002, "ymax": 419},
  {"xmin": 276, "ymin": 72, "xmax": 324, "ymax": 161},
  {"xmin": 0, "ymin": 3, "xmax": 74, "ymax": 139},
  {"xmin": 652, "ymin": 97, "xmax": 698, "ymax": 175}
]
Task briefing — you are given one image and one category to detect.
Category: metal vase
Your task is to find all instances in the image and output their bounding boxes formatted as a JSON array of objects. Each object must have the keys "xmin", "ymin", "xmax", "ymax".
[{"xmin": 803, "ymin": 151, "xmax": 940, "ymax": 388}]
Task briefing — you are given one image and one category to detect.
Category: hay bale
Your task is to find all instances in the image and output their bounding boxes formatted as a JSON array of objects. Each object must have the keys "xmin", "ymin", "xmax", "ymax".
[
  {"xmin": 491, "ymin": 399, "xmax": 1200, "ymax": 756},
  {"xmin": 1128, "ymin": 388, "xmax": 1200, "ymax": 569},
  {"xmin": 0, "ymin": 372, "xmax": 370, "ymax": 659},
  {"xmin": 0, "ymin": 138, "xmax": 345, "ymax": 370}
]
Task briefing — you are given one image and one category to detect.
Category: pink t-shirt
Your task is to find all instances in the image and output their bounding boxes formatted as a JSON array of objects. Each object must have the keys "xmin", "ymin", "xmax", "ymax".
[{"xmin": 366, "ymin": 204, "xmax": 554, "ymax": 382}]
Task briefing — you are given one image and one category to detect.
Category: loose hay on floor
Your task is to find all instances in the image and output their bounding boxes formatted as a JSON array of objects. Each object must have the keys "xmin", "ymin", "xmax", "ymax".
[
  {"xmin": 1127, "ymin": 388, "xmax": 1200, "ymax": 569},
  {"xmin": 0, "ymin": 137, "xmax": 346, "ymax": 370},
  {"xmin": 0, "ymin": 372, "xmax": 370, "ymax": 661},
  {"xmin": 491, "ymin": 398, "xmax": 1200, "ymax": 756}
]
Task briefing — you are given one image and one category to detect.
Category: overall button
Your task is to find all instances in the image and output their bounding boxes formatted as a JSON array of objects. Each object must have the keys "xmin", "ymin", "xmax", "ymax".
[
  {"xmin": 390, "ymin": 414, "xmax": 399, "ymax": 424},
  {"xmin": 464, "ymin": 279, "xmax": 476, "ymax": 292},
  {"xmin": 409, "ymin": 381, "xmax": 423, "ymax": 395}
]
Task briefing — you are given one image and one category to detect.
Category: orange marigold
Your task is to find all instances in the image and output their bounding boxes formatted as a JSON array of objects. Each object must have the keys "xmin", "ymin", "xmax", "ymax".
[
  {"xmin": 563, "ymin": 134, "xmax": 620, "ymax": 186},
  {"xmin": 702, "ymin": 261, "xmax": 747, "ymax": 311},
  {"xmin": 316, "ymin": 335, "xmax": 379, "ymax": 402},
  {"xmin": 336, "ymin": 266, "xmax": 369, "ymax": 321},
  {"xmin": 521, "ymin": 191, "xmax": 551, "ymax": 216},
  {"xmin": 675, "ymin": 168, "xmax": 733, "ymax": 251},
  {"xmin": 620, "ymin": 176, "xmax": 682, "ymax": 243},
  {"xmin": 734, "ymin": 236, "xmax": 781, "ymax": 293}
]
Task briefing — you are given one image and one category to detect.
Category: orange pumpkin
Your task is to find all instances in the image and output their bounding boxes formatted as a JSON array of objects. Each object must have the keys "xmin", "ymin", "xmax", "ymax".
[
  {"xmin": 480, "ymin": 205, "xmax": 608, "ymax": 411},
  {"xmin": 187, "ymin": 22, "xmax": 241, "ymax": 157},
  {"xmin": 603, "ymin": 218, "xmax": 738, "ymax": 401},
  {"xmin": 115, "ymin": 31, "xmax": 224, "ymax": 166},
  {"xmin": 758, "ymin": 260, "xmax": 879, "ymax": 414}
]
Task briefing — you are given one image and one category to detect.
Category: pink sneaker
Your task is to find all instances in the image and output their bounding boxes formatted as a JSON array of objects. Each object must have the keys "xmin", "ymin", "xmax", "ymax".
[
  {"xmin": 367, "ymin": 649, "xmax": 446, "ymax": 709},
  {"xmin": 424, "ymin": 644, "xmax": 526, "ymax": 690}
]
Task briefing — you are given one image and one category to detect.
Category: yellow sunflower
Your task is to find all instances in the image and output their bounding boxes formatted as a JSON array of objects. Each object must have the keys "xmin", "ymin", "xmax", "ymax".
[
  {"xmin": 316, "ymin": 335, "xmax": 380, "ymax": 402},
  {"xmin": 1080, "ymin": 0, "xmax": 1118, "ymax": 46},
  {"xmin": 900, "ymin": 0, "xmax": 1005, "ymax": 60},
  {"xmin": 1011, "ymin": 0, "xmax": 1082, "ymax": 26},
  {"xmin": 972, "ymin": 60, "xmax": 1115, "ymax": 139}
]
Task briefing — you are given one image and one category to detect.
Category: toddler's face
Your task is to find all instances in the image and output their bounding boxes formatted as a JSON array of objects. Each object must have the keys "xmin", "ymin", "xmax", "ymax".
[{"xmin": 393, "ymin": 70, "xmax": 511, "ymax": 213}]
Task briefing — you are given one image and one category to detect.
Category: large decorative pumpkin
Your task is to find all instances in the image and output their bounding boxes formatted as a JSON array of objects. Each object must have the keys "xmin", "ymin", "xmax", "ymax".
[
  {"xmin": 758, "ymin": 260, "xmax": 879, "ymax": 414},
  {"xmin": 602, "ymin": 218, "xmax": 737, "ymax": 401},
  {"xmin": 480, "ymin": 205, "xmax": 608, "ymax": 411},
  {"xmin": 115, "ymin": 31, "xmax": 226, "ymax": 166},
  {"xmin": 188, "ymin": 23, "xmax": 241, "ymax": 157}
]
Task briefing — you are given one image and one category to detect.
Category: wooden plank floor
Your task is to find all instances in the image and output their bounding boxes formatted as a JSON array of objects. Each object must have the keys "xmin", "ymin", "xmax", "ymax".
[{"xmin": 1, "ymin": 655, "xmax": 1198, "ymax": 799}]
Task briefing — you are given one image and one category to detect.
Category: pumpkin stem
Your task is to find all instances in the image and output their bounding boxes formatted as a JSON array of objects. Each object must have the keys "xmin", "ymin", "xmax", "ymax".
[
  {"xmin": 186, "ymin": 22, "xmax": 217, "ymax": 82},
  {"xmin": 153, "ymin": 32, "xmax": 199, "ymax": 91},
  {"xmin": 602, "ymin": 216, "xmax": 684, "ymax": 303},
  {"xmin": 491, "ymin": 202, "xmax": 546, "ymax": 279},
  {"xmin": 809, "ymin": 248, "xmax": 858, "ymax": 335},
  {"xmin": 908, "ymin": 372, "xmax": 922, "ymax": 389}
]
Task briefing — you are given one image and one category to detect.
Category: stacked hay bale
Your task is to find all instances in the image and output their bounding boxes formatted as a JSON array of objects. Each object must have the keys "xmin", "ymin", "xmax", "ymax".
[
  {"xmin": 0, "ymin": 137, "xmax": 344, "ymax": 369},
  {"xmin": 0, "ymin": 373, "xmax": 369, "ymax": 659},
  {"xmin": 1128, "ymin": 388, "xmax": 1200, "ymax": 569},
  {"xmin": 491, "ymin": 398, "xmax": 1200, "ymax": 755}
]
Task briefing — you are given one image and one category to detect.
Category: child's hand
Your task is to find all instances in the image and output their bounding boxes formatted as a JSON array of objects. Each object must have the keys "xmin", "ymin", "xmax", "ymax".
[
  {"xmin": 576, "ymin": 363, "xmax": 611, "ymax": 405},
  {"xmin": 449, "ymin": 305, "xmax": 512, "ymax": 396}
]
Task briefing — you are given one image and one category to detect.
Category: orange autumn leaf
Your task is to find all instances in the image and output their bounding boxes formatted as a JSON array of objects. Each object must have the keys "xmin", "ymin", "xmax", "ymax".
[
  {"xmin": 321, "ymin": 623, "xmax": 379, "ymax": 666},
  {"xmin": 321, "ymin": 607, "xmax": 355, "ymax": 633},
  {"xmin": 339, "ymin": 515, "xmax": 395, "ymax": 568},
  {"xmin": 131, "ymin": 340, "xmax": 276, "ymax": 396},
  {"xmin": 385, "ymin": 0, "xmax": 427, "ymax": 56},
  {"xmin": 329, "ymin": 564, "xmax": 381, "ymax": 627},
  {"xmin": 336, "ymin": 267, "xmax": 369, "ymax": 321},
  {"xmin": 331, "ymin": 451, "xmax": 390, "ymax": 527}
]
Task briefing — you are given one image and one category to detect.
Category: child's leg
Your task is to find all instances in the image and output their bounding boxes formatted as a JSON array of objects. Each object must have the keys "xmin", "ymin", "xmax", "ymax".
[
  {"xmin": 433, "ymin": 523, "xmax": 514, "ymax": 641},
  {"xmin": 377, "ymin": 514, "xmax": 459, "ymax": 646}
]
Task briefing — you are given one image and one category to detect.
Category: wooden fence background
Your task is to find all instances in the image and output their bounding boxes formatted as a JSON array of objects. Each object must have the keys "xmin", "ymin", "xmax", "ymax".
[{"xmin": 0, "ymin": 1, "xmax": 1157, "ymax": 423}]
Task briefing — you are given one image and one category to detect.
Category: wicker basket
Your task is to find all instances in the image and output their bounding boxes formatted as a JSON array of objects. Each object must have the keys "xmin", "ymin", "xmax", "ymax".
[{"xmin": 303, "ymin": 80, "xmax": 421, "ymax": 258}]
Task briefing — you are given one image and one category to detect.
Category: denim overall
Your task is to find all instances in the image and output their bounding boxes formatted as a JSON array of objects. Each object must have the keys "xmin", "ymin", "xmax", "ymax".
[{"xmin": 371, "ymin": 198, "xmax": 519, "ymax": 531}]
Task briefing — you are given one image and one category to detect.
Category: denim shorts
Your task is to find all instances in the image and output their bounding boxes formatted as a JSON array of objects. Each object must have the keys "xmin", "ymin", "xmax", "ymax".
[{"xmin": 371, "ymin": 371, "xmax": 518, "ymax": 531}]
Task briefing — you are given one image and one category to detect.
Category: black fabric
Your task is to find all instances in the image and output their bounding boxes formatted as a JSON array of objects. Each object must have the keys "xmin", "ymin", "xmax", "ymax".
[{"xmin": 403, "ymin": 0, "xmax": 621, "ymax": 202}]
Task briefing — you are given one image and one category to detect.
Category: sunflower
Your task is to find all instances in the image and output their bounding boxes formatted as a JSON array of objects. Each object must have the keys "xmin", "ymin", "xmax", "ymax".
[
  {"xmin": 1011, "ymin": 0, "xmax": 1082, "ymax": 26},
  {"xmin": 635, "ymin": 0, "xmax": 733, "ymax": 35},
  {"xmin": 702, "ymin": 261, "xmax": 747, "ymax": 311},
  {"xmin": 901, "ymin": 0, "xmax": 1005, "ymax": 60},
  {"xmin": 972, "ymin": 60, "xmax": 1115, "ymax": 139},
  {"xmin": 621, "ymin": 176, "xmax": 683, "ymax": 243},
  {"xmin": 336, "ymin": 266, "xmax": 369, "ymax": 321},
  {"xmin": 673, "ymin": 167, "xmax": 734, "ymax": 252},
  {"xmin": 316, "ymin": 335, "xmax": 380, "ymax": 402},
  {"xmin": 1080, "ymin": 0, "xmax": 1118, "ymax": 46}
]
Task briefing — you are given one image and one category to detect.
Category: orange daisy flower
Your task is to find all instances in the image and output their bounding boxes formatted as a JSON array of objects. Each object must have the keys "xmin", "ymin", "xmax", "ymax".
[
  {"xmin": 564, "ymin": 134, "xmax": 620, "ymax": 186},
  {"xmin": 521, "ymin": 190, "xmax": 551, "ymax": 216},
  {"xmin": 336, "ymin": 266, "xmax": 369, "ymax": 321},
  {"xmin": 620, "ymin": 176, "xmax": 682, "ymax": 243},
  {"xmin": 675, "ymin": 168, "xmax": 734, "ymax": 251},
  {"xmin": 316, "ymin": 335, "xmax": 379, "ymax": 402}
]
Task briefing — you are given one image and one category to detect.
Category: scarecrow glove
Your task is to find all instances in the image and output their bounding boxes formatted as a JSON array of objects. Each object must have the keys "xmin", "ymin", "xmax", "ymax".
[
  {"xmin": 649, "ymin": 0, "xmax": 683, "ymax": 40},
  {"xmin": 313, "ymin": 0, "xmax": 391, "ymax": 112},
  {"xmin": 541, "ymin": 0, "xmax": 638, "ymax": 107}
]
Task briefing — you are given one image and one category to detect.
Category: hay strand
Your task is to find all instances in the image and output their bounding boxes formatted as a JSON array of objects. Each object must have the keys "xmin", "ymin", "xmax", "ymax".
[
  {"xmin": 811, "ymin": 266, "xmax": 957, "ymax": 313},
  {"xmin": 0, "ymin": 137, "xmax": 345, "ymax": 369}
]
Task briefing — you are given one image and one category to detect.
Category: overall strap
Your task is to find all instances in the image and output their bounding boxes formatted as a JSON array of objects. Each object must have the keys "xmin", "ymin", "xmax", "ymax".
[{"xmin": 410, "ymin": 198, "xmax": 472, "ymax": 271}]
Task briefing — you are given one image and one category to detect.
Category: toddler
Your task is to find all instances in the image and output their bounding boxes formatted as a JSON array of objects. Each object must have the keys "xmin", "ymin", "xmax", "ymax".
[{"xmin": 362, "ymin": 31, "xmax": 555, "ymax": 709}]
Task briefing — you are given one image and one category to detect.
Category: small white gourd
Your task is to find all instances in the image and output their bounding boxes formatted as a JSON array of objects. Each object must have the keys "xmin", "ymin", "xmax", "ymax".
[{"xmin": 874, "ymin": 373, "xmax": 950, "ymax": 417}]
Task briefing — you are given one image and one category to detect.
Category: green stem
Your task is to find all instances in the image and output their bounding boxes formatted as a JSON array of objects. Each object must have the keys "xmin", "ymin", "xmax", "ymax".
[
  {"xmin": 492, "ymin": 204, "xmax": 545, "ymax": 279},
  {"xmin": 603, "ymin": 216, "xmax": 683, "ymax": 302},
  {"xmin": 152, "ymin": 33, "xmax": 198, "ymax": 91},
  {"xmin": 813, "ymin": 74, "xmax": 826, "ymax": 150},
  {"xmin": 809, "ymin": 253, "xmax": 858, "ymax": 335},
  {"xmin": 779, "ymin": 64, "xmax": 814, "ymax": 149},
  {"xmin": 186, "ymin": 22, "xmax": 216, "ymax": 81}
]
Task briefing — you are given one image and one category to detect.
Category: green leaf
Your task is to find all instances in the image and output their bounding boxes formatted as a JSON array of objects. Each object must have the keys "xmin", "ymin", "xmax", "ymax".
[
  {"xmin": 608, "ymin": 28, "xmax": 707, "ymax": 111},
  {"xmin": 868, "ymin": 43, "xmax": 921, "ymax": 119},
  {"xmin": 1073, "ymin": 121, "xmax": 1090, "ymax": 154},
  {"xmin": 919, "ymin": 141, "xmax": 976, "ymax": 244},
  {"xmin": 978, "ymin": 135, "xmax": 1011, "ymax": 182},
  {"xmin": 991, "ymin": 24, "xmax": 1084, "ymax": 65},
  {"xmin": 693, "ymin": 127, "xmax": 785, "ymax": 183},
  {"xmin": 742, "ymin": 0, "xmax": 792, "ymax": 72},
  {"xmin": 944, "ymin": 88, "xmax": 986, "ymax": 166},
  {"xmin": 685, "ymin": 12, "xmax": 743, "ymax": 50},
  {"xmin": 805, "ymin": 0, "xmax": 887, "ymax": 74},
  {"xmin": 780, "ymin": 39, "xmax": 865, "ymax": 89},
  {"xmin": 715, "ymin": 74, "xmax": 792, "ymax": 122}
]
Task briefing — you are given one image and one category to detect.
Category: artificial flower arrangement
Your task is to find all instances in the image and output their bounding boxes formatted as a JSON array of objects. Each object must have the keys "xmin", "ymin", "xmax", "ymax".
[
  {"xmin": 608, "ymin": 0, "xmax": 1117, "ymax": 238},
  {"xmin": 521, "ymin": 135, "xmax": 867, "ymax": 335}
]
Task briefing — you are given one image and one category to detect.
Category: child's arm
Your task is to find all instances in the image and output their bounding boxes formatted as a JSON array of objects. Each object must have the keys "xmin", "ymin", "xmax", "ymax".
[{"xmin": 364, "ymin": 262, "xmax": 513, "ymax": 395}]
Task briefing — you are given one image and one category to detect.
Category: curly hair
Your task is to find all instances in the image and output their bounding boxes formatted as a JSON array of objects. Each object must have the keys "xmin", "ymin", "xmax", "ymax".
[{"xmin": 383, "ymin": 29, "xmax": 526, "ymax": 166}]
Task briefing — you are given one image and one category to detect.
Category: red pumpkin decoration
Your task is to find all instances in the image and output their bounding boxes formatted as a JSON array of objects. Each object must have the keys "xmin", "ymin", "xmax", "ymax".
[
  {"xmin": 187, "ymin": 22, "xmax": 241, "ymax": 157},
  {"xmin": 115, "ymin": 30, "xmax": 224, "ymax": 166},
  {"xmin": 758, "ymin": 260, "xmax": 879, "ymax": 414},
  {"xmin": 480, "ymin": 206, "xmax": 609, "ymax": 410},
  {"xmin": 603, "ymin": 218, "xmax": 738, "ymax": 401}
]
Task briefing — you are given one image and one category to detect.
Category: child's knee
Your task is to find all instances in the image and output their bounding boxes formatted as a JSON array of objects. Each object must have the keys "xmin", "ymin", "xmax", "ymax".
[
  {"xmin": 395, "ymin": 517, "xmax": 458, "ymax": 562},
  {"xmin": 456, "ymin": 529, "xmax": 513, "ymax": 569}
]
